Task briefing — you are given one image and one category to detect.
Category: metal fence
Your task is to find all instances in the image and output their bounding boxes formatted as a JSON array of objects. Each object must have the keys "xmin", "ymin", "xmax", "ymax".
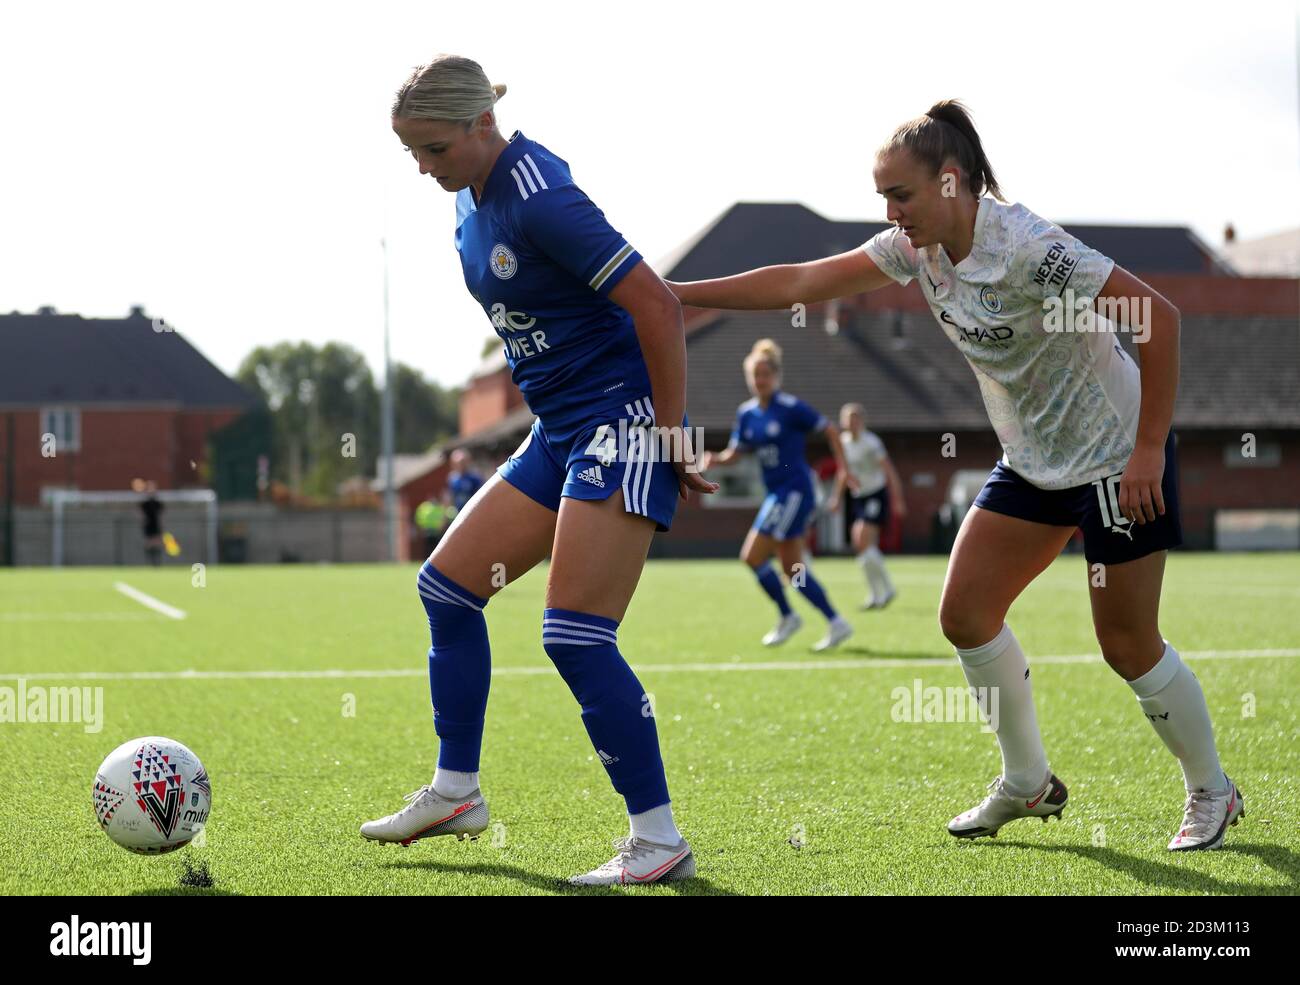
[{"xmin": 4, "ymin": 503, "xmax": 390, "ymax": 566}]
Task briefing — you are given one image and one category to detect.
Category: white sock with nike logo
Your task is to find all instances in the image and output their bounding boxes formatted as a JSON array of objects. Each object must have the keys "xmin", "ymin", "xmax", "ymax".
[
  {"xmin": 955, "ymin": 623, "xmax": 1050, "ymax": 798},
  {"xmin": 1127, "ymin": 641, "xmax": 1227, "ymax": 794}
]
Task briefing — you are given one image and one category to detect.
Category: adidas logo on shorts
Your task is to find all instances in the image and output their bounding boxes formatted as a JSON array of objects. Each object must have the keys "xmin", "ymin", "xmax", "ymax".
[{"xmin": 577, "ymin": 465, "xmax": 606, "ymax": 488}]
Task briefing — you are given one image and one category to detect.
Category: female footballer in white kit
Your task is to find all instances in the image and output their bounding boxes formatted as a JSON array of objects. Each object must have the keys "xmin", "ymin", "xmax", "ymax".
[
  {"xmin": 831, "ymin": 403, "xmax": 907, "ymax": 610},
  {"xmin": 669, "ymin": 101, "xmax": 1242, "ymax": 851}
]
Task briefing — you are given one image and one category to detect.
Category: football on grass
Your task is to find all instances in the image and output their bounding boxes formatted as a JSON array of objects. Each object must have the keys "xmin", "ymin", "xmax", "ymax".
[{"xmin": 92, "ymin": 736, "xmax": 211, "ymax": 854}]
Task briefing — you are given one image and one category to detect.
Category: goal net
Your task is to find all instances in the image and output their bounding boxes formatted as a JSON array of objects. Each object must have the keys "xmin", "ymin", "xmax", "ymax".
[{"xmin": 48, "ymin": 489, "xmax": 218, "ymax": 567}]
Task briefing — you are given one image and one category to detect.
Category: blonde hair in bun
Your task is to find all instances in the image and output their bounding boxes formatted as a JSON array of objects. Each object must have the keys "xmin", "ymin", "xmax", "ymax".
[
  {"xmin": 391, "ymin": 54, "xmax": 505, "ymax": 128},
  {"xmin": 744, "ymin": 338, "xmax": 783, "ymax": 376}
]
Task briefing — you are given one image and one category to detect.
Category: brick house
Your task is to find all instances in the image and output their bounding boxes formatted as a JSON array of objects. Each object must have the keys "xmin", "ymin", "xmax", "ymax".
[{"xmin": 0, "ymin": 306, "xmax": 261, "ymax": 507}]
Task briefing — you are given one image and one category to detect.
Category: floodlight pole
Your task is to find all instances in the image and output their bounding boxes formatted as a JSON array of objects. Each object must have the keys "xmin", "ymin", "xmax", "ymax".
[{"xmin": 381, "ymin": 237, "xmax": 397, "ymax": 562}]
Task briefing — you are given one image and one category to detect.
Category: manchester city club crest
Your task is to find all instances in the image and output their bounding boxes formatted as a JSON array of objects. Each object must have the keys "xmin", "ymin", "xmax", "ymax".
[
  {"xmin": 489, "ymin": 243, "xmax": 518, "ymax": 280},
  {"xmin": 979, "ymin": 285, "xmax": 1003, "ymax": 314}
]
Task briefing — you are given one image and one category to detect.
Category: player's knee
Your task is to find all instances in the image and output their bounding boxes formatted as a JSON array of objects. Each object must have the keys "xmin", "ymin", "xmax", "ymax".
[
  {"xmin": 540, "ymin": 609, "xmax": 623, "ymax": 703},
  {"xmin": 417, "ymin": 561, "xmax": 488, "ymax": 635},
  {"xmin": 938, "ymin": 600, "xmax": 999, "ymax": 650},
  {"xmin": 1095, "ymin": 625, "xmax": 1160, "ymax": 677}
]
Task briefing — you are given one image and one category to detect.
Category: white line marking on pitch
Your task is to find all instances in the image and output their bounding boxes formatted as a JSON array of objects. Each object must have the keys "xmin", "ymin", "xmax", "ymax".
[
  {"xmin": 0, "ymin": 613, "xmax": 153, "ymax": 622},
  {"xmin": 112, "ymin": 582, "xmax": 186, "ymax": 620},
  {"xmin": 3, "ymin": 648, "xmax": 1298, "ymax": 682}
]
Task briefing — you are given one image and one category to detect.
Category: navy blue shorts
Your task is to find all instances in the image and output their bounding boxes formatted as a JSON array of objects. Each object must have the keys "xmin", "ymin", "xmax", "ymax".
[
  {"xmin": 849, "ymin": 487, "xmax": 890, "ymax": 527},
  {"xmin": 753, "ymin": 483, "xmax": 817, "ymax": 541},
  {"xmin": 498, "ymin": 397, "xmax": 683, "ymax": 532},
  {"xmin": 973, "ymin": 431, "xmax": 1183, "ymax": 566}
]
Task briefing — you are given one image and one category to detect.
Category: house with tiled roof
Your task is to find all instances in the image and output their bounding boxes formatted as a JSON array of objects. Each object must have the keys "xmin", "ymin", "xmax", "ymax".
[{"xmin": 0, "ymin": 306, "xmax": 263, "ymax": 508}]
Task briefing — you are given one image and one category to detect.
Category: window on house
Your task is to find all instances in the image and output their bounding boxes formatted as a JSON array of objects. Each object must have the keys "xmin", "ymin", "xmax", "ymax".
[
  {"xmin": 1224, "ymin": 440, "xmax": 1280, "ymax": 468},
  {"xmin": 40, "ymin": 406, "xmax": 81, "ymax": 453}
]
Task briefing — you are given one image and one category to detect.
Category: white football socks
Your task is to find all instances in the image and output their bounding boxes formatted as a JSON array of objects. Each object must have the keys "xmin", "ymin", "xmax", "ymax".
[
  {"xmin": 629, "ymin": 803, "xmax": 682, "ymax": 845},
  {"xmin": 955, "ymin": 623, "xmax": 1050, "ymax": 797},
  {"xmin": 432, "ymin": 768, "xmax": 479, "ymax": 800},
  {"xmin": 856, "ymin": 549, "xmax": 880, "ymax": 598},
  {"xmin": 857, "ymin": 546, "xmax": 894, "ymax": 600},
  {"xmin": 1127, "ymin": 641, "xmax": 1227, "ymax": 794}
]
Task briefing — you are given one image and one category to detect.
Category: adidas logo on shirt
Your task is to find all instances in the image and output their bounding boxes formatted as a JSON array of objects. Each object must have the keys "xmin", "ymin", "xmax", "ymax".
[{"xmin": 577, "ymin": 465, "xmax": 606, "ymax": 488}]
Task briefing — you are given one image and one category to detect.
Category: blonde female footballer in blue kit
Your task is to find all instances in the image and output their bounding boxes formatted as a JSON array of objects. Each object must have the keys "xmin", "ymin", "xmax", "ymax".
[
  {"xmin": 671, "ymin": 101, "xmax": 1241, "ymax": 852},
  {"xmin": 361, "ymin": 55, "xmax": 717, "ymax": 885}
]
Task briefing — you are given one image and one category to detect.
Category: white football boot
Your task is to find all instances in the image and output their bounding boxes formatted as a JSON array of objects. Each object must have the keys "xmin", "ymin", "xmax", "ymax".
[
  {"xmin": 1168, "ymin": 776, "xmax": 1244, "ymax": 851},
  {"xmin": 948, "ymin": 773, "xmax": 1069, "ymax": 839},
  {"xmin": 812, "ymin": 616, "xmax": 854, "ymax": 652},
  {"xmin": 568, "ymin": 836, "xmax": 696, "ymax": 886},
  {"xmin": 762, "ymin": 611, "xmax": 802, "ymax": 647},
  {"xmin": 360, "ymin": 783, "xmax": 488, "ymax": 847}
]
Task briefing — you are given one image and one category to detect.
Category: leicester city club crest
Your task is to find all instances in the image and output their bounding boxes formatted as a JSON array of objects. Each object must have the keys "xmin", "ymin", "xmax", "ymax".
[{"xmin": 490, "ymin": 244, "xmax": 518, "ymax": 280}]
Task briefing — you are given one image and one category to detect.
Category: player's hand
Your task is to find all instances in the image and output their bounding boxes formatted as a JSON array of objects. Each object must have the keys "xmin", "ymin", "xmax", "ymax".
[
  {"xmin": 894, "ymin": 499, "xmax": 908, "ymax": 520},
  {"xmin": 662, "ymin": 426, "xmax": 719, "ymax": 501},
  {"xmin": 675, "ymin": 459, "xmax": 719, "ymax": 500},
  {"xmin": 1117, "ymin": 441, "xmax": 1166, "ymax": 525},
  {"xmin": 844, "ymin": 471, "xmax": 861, "ymax": 495}
]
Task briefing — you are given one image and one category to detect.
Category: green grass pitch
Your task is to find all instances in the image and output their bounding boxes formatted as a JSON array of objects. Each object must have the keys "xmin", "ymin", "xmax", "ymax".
[{"xmin": 1, "ymin": 552, "xmax": 1297, "ymax": 895}]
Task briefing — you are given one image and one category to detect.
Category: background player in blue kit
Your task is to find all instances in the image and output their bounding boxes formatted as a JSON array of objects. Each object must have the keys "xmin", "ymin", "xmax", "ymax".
[
  {"xmin": 444, "ymin": 448, "xmax": 483, "ymax": 516},
  {"xmin": 362, "ymin": 55, "xmax": 717, "ymax": 885},
  {"xmin": 700, "ymin": 339, "xmax": 855, "ymax": 652}
]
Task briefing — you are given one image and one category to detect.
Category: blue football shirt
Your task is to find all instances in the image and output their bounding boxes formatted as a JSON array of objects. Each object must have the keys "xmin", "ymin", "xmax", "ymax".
[
  {"xmin": 447, "ymin": 470, "xmax": 484, "ymax": 511},
  {"xmin": 455, "ymin": 131, "xmax": 651, "ymax": 442},
  {"xmin": 730, "ymin": 391, "xmax": 829, "ymax": 492}
]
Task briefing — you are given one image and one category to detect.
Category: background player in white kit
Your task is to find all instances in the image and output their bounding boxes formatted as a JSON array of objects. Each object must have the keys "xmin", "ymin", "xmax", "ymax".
[
  {"xmin": 670, "ymin": 100, "xmax": 1243, "ymax": 852},
  {"xmin": 830, "ymin": 403, "xmax": 907, "ymax": 610}
]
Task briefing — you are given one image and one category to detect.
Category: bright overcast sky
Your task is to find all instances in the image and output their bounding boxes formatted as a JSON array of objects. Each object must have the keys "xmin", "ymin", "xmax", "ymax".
[{"xmin": 2, "ymin": 0, "xmax": 1296, "ymax": 391}]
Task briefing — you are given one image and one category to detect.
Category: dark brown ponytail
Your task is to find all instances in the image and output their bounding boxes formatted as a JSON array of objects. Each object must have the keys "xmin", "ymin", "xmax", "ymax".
[{"xmin": 880, "ymin": 99, "xmax": 1003, "ymax": 200}]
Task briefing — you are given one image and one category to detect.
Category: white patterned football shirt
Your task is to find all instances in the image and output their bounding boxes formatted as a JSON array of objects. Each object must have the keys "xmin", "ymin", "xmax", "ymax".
[{"xmin": 863, "ymin": 198, "xmax": 1139, "ymax": 490}]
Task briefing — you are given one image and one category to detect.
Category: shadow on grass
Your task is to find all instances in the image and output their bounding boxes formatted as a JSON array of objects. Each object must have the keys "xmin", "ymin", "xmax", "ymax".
[
  {"xmin": 967, "ymin": 840, "xmax": 1300, "ymax": 895},
  {"xmin": 380, "ymin": 858, "xmax": 739, "ymax": 896}
]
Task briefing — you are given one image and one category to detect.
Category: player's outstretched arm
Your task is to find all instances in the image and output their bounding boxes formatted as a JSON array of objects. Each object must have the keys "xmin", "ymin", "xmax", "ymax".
[
  {"xmin": 700, "ymin": 443, "xmax": 744, "ymax": 472},
  {"xmin": 665, "ymin": 248, "xmax": 895, "ymax": 310}
]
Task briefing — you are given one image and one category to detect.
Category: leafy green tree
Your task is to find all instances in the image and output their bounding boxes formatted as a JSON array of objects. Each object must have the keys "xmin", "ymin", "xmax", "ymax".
[
  {"xmin": 236, "ymin": 342, "xmax": 378, "ymax": 497},
  {"xmin": 236, "ymin": 344, "xmax": 462, "ymax": 497}
]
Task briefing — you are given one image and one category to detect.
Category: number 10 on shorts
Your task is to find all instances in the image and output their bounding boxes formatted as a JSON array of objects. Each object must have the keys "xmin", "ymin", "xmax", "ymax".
[{"xmin": 1092, "ymin": 474, "xmax": 1132, "ymax": 535}]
